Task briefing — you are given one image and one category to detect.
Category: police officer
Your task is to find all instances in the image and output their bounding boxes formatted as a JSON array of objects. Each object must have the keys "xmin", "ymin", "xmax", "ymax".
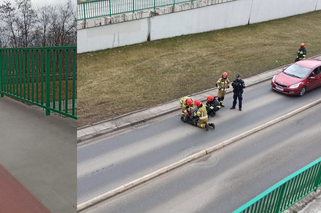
[
  {"xmin": 230, "ymin": 74, "xmax": 245, "ymax": 111},
  {"xmin": 206, "ymin": 95, "xmax": 221, "ymax": 117},
  {"xmin": 295, "ymin": 43, "xmax": 307, "ymax": 62},
  {"xmin": 216, "ymin": 72, "xmax": 230, "ymax": 107},
  {"xmin": 194, "ymin": 100, "xmax": 215, "ymax": 131}
]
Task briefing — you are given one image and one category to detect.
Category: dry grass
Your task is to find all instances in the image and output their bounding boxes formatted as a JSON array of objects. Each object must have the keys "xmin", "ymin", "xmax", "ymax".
[{"xmin": 77, "ymin": 11, "xmax": 321, "ymax": 127}]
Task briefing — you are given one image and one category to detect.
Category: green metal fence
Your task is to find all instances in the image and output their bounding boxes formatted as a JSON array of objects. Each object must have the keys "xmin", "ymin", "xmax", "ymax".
[
  {"xmin": 77, "ymin": 0, "xmax": 196, "ymax": 21},
  {"xmin": 233, "ymin": 157, "xmax": 321, "ymax": 213},
  {"xmin": 0, "ymin": 46, "xmax": 77, "ymax": 119}
]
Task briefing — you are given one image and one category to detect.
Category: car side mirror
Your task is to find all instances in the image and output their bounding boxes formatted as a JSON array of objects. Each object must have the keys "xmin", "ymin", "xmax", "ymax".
[
  {"xmin": 282, "ymin": 68, "xmax": 286, "ymax": 71},
  {"xmin": 309, "ymin": 76, "xmax": 316, "ymax": 80}
]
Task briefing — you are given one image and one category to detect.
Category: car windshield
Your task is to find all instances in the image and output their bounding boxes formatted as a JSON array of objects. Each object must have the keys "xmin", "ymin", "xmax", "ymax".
[{"xmin": 283, "ymin": 64, "xmax": 311, "ymax": 79}]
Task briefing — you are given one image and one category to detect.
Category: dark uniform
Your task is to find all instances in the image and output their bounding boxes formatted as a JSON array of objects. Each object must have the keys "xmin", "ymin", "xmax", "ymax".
[
  {"xmin": 295, "ymin": 46, "xmax": 307, "ymax": 62},
  {"xmin": 230, "ymin": 75, "xmax": 245, "ymax": 111},
  {"xmin": 206, "ymin": 97, "xmax": 221, "ymax": 117}
]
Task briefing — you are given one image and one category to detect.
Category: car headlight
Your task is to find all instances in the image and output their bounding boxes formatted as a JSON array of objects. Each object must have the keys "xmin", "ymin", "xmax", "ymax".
[
  {"xmin": 289, "ymin": 82, "xmax": 302, "ymax": 88},
  {"xmin": 272, "ymin": 75, "xmax": 276, "ymax": 82}
]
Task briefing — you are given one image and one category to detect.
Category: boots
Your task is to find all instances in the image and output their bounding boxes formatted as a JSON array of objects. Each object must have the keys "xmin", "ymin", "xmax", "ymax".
[
  {"xmin": 205, "ymin": 124, "xmax": 208, "ymax": 131},
  {"xmin": 208, "ymin": 123, "xmax": 215, "ymax": 129},
  {"xmin": 219, "ymin": 97, "xmax": 225, "ymax": 107}
]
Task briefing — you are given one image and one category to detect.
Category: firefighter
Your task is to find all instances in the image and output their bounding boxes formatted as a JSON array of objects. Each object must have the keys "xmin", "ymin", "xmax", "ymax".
[
  {"xmin": 206, "ymin": 95, "xmax": 221, "ymax": 117},
  {"xmin": 230, "ymin": 74, "xmax": 245, "ymax": 111},
  {"xmin": 180, "ymin": 96, "xmax": 193, "ymax": 122},
  {"xmin": 295, "ymin": 43, "xmax": 307, "ymax": 62},
  {"xmin": 193, "ymin": 100, "xmax": 215, "ymax": 131},
  {"xmin": 216, "ymin": 72, "xmax": 230, "ymax": 107}
]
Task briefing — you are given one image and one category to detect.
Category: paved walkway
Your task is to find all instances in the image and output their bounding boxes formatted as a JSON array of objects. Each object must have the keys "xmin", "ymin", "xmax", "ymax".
[{"xmin": 0, "ymin": 96, "xmax": 76, "ymax": 213}]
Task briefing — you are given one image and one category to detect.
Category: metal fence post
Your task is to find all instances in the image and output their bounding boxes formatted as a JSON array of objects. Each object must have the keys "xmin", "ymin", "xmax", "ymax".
[
  {"xmin": 154, "ymin": 0, "xmax": 156, "ymax": 10},
  {"xmin": 45, "ymin": 49, "xmax": 50, "ymax": 116},
  {"xmin": 0, "ymin": 50, "xmax": 3, "ymax": 97},
  {"xmin": 314, "ymin": 163, "xmax": 321, "ymax": 191},
  {"xmin": 83, "ymin": 3, "xmax": 87, "ymax": 28},
  {"xmin": 274, "ymin": 183, "xmax": 286, "ymax": 213},
  {"xmin": 110, "ymin": 0, "xmax": 112, "ymax": 16},
  {"xmin": 132, "ymin": 0, "xmax": 135, "ymax": 14}
]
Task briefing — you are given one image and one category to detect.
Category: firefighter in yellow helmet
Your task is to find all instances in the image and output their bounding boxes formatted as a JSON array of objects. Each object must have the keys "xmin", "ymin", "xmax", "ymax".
[
  {"xmin": 179, "ymin": 96, "xmax": 194, "ymax": 122},
  {"xmin": 216, "ymin": 72, "xmax": 230, "ymax": 107},
  {"xmin": 193, "ymin": 100, "xmax": 215, "ymax": 131}
]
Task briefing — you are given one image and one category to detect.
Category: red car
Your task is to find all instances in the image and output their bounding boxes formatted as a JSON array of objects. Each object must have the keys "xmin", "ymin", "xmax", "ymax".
[{"xmin": 271, "ymin": 59, "xmax": 321, "ymax": 96}]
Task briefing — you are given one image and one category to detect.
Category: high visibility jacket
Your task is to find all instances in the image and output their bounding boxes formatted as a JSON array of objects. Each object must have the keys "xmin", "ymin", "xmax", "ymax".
[
  {"xmin": 196, "ymin": 105, "xmax": 208, "ymax": 120},
  {"xmin": 216, "ymin": 77, "xmax": 230, "ymax": 91},
  {"xmin": 180, "ymin": 96, "xmax": 193, "ymax": 115},
  {"xmin": 297, "ymin": 47, "xmax": 307, "ymax": 60},
  {"xmin": 180, "ymin": 96, "xmax": 191, "ymax": 108}
]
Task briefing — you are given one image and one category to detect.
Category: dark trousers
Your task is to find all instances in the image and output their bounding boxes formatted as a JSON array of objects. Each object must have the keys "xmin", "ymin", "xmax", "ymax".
[{"xmin": 232, "ymin": 93, "xmax": 243, "ymax": 109}]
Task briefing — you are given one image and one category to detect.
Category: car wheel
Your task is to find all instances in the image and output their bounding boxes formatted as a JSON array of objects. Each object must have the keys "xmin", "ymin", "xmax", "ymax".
[{"xmin": 299, "ymin": 86, "xmax": 306, "ymax": 97}]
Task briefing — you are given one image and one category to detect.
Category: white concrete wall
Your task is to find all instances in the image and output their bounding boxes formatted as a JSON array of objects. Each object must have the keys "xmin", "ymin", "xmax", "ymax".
[
  {"xmin": 316, "ymin": 0, "xmax": 321, "ymax": 10},
  {"xmin": 249, "ymin": 0, "xmax": 318, "ymax": 23},
  {"xmin": 78, "ymin": 0, "xmax": 321, "ymax": 53},
  {"xmin": 150, "ymin": 0, "xmax": 252, "ymax": 40},
  {"xmin": 77, "ymin": 18, "xmax": 149, "ymax": 53}
]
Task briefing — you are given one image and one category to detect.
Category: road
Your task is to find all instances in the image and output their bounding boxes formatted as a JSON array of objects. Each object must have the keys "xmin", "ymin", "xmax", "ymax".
[
  {"xmin": 77, "ymin": 79, "xmax": 321, "ymax": 206},
  {"xmin": 83, "ymin": 103, "xmax": 321, "ymax": 213}
]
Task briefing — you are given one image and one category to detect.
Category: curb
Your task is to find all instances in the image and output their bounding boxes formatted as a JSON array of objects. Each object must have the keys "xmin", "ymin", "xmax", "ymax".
[
  {"xmin": 77, "ymin": 98, "xmax": 321, "ymax": 211},
  {"xmin": 77, "ymin": 55, "xmax": 321, "ymax": 143}
]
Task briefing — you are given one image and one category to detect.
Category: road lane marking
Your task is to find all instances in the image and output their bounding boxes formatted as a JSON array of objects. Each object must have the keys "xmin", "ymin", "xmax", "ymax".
[{"xmin": 77, "ymin": 98, "xmax": 321, "ymax": 212}]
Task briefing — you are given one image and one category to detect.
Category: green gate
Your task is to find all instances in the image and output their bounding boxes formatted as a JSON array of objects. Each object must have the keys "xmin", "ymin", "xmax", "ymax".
[
  {"xmin": 233, "ymin": 157, "xmax": 321, "ymax": 213},
  {"xmin": 0, "ymin": 46, "xmax": 77, "ymax": 119}
]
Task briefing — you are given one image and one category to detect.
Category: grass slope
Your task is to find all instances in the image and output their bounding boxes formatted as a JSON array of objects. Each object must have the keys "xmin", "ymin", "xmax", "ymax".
[{"xmin": 78, "ymin": 11, "xmax": 321, "ymax": 127}]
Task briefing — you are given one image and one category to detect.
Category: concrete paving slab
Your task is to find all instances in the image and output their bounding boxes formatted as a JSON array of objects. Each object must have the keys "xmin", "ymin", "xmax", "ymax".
[
  {"xmin": 0, "ymin": 96, "xmax": 77, "ymax": 213},
  {"xmin": 77, "ymin": 55, "xmax": 321, "ymax": 142}
]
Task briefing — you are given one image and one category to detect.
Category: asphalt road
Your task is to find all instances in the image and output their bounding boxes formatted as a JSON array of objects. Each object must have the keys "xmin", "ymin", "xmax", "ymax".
[
  {"xmin": 77, "ymin": 79, "xmax": 321, "ymax": 205},
  {"xmin": 83, "ymin": 101, "xmax": 321, "ymax": 213}
]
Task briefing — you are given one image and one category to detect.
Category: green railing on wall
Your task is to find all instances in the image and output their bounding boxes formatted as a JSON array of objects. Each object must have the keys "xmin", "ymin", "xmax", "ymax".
[
  {"xmin": 0, "ymin": 46, "xmax": 77, "ymax": 119},
  {"xmin": 77, "ymin": 0, "xmax": 196, "ymax": 21},
  {"xmin": 233, "ymin": 157, "xmax": 321, "ymax": 213}
]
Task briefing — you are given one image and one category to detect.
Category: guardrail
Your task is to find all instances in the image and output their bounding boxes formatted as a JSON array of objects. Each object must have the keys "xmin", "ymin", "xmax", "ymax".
[
  {"xmin": 0, "ymin": 46, "xmax": 77, "ymax": 119},
  {"xmin": 77, "ymin": 0, "xmax": 198, "ymax": 21},
  {"xmin": 233, "ymin": 157, "xmax": 321, "ymax": 213}
]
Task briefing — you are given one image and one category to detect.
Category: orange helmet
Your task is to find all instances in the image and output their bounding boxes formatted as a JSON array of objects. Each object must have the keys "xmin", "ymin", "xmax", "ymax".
[
  {"xmin": 222, "ymin": 72, "xmax": 228, "ymax": 77},
  {"xmin": 186, "ymin": 98, "xmax": 193, "ymax": 106},
  {"xmin": 300, "ymin": 43, "xmax": 305, "ymax": 47},
  {"xmin": 194, "ymin": 100, "xmax": 202, "ymax": 107},
  {"xmin": 207, "ymin": 96, "xmax": 214, "ymax": 102}
]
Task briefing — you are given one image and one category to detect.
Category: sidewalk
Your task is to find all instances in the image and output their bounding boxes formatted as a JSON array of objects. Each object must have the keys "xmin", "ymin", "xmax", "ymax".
[
  {"xmin": 0, "ymin": 96, "xmax": 76, "ymax": 213},
  {"xmin": 77, "ymin": 55, "xmax": 321, "ymax": 142}
]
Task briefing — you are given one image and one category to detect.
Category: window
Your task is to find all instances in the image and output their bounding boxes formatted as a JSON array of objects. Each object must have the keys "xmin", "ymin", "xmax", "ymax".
[
  {"xmin": 283, "ymin": 64, "xmax": 311, "ymax": 79},
  {"xmin": 314, "ymin": 66, "xmax": 321, "ymax": 76},
  {"xmin": 310, "ymin": 66, "xmax": 321, "ymax": 77}
]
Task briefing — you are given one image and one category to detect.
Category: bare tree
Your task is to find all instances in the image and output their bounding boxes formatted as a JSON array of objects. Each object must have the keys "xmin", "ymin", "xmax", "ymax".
[
  {"xmin": 0, "ymin": 0, "xmax": 76, "ymax": 48},
  {"xmin": 15, "ymin": 0, "xmax": 37, "ymax": 47},
  {"xmin": 37, "ymin": 5, "xmax": 53, "ymax": 47},
  {"xmin": 0, "ymin": 1, "xmax": 18, "ymax": 47}
]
